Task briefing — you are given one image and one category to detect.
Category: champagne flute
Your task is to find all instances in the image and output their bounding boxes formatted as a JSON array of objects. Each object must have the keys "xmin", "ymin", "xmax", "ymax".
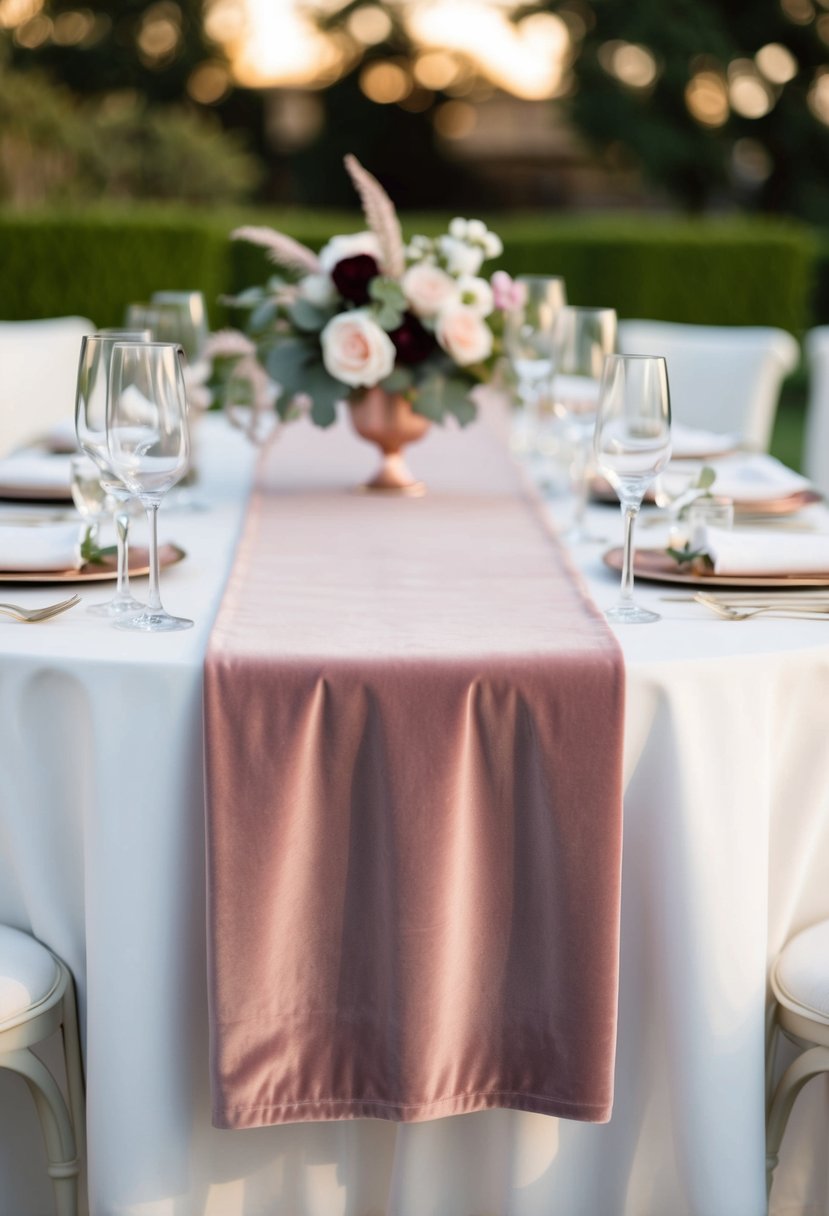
[
  {"xmin": 75, "ymin": 330, "xmax": 151, "ymax": 617},
  {"xmin": 504, "ymin": 275, "xmax": 566, "ymax": 458},
  {"xmin": 552, "ymin": 306, "xmax": 617, "ymax": 541},
  {"xmin": 594, "ymin": 354, "xmax": 672, "ymax": 624},
  {"xmin": 106, "ymin": 341, "xmax": 192, "ymax": 632}
]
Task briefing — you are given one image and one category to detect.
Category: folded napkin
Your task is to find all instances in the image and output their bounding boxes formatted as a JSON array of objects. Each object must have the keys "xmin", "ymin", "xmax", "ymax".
[
  {"xmin": 670, "ymin": 423, "xmax": 740, "ymax": 460},
  {"xmin": 40, "ymin": 420, "xmax": 79, "ymax": 455},
  {"xmin": 703, "ymin": 525, "xmax": 829, "ymax": 575},
  {"xmin": 0, "ymin": 522, "xmax": 82, "ymax": 572},
  {"xmin": 685, "ymin": 453, "xmax": 811, "ymax": 504},
  {"xmin": 0, "ymin": 453, "xmax": 73, "ymax": 497}
]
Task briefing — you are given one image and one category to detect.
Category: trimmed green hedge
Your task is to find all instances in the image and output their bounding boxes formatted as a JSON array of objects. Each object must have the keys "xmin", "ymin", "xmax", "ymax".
[{"xmin": 0, "ymin": 205, "xmax": 818, "ymax": 335}]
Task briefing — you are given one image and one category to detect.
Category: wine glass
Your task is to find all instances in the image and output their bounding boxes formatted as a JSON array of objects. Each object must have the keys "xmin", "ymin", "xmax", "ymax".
[
  {"xmin": 106, "ymin": 341, "xmax": 193, "ymax": 632},
  {"xmin": 552, "ymin": 306, "xmax": 617, "ymax": 540},
  {"xmin": 594, "ymin": 354, "xmax": 672, "ymax": 624},
  {"xmin": 70, "ymin": 453, "xmax": 111, "ymax": 545},
  {"xmin": 75, "ymin": 330, "xmax": 151, "ymax": 617},
  {"xmin": 150, "ymin": 291, "xmax": 209, "ymax": 361},
  {"xmin": 504, "ymin": 275, "xmax": 567, "ymax": 458}
]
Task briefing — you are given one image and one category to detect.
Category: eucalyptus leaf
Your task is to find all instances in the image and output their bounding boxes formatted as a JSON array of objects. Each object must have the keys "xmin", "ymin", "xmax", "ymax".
[
  {"xmin": 369, "ymin": 277, "xmax": 407, "ymax": 310},
  {"xmin": 697, "ymin": 466, "xmax": 717, "ymax": 490},
  {"xmin": 410, "ymin": 375, "xmax": 445, "ymax": 422},
  {"xmin": 288, "ymin": 297, "xmax": 331, "ymax": 333},
  {"xmin": 303, "ymin": 365, "xmax": 344, "ymax": 428},
  {"xmin": 265, "ymin": 339, "xmax": 311, "ymax": 398},
  {"xmin": 249, "ymin": 299, "xmax": 278, "ymax": 333},
  {"xmin": 380, "ymin": 367, "xmax": 414, "ymax": 393},
  {"xmin": 372, "ymin": 302, "xmax": 405, "ymax": 331}
]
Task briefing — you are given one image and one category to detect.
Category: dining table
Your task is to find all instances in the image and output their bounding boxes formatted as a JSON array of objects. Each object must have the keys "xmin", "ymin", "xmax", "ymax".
[{"xmin": 1, "ymin": 403, "xmax": 829, "ymax": 1216}]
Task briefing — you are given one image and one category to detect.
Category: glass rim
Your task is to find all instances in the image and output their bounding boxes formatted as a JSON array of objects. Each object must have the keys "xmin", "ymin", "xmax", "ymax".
[{"xmin": 603, "ymin": 352, "xmax": 668, "ymax": 363}]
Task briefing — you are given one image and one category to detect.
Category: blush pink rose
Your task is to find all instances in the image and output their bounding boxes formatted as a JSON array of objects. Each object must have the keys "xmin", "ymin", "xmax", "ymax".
[
  {"xmin": 435, "ymin": 306, "xmax": 493, "ymax": 367},
  {"xmin": 402, "ymin": 263, "xmax": 459, "ymax": 319},
  {"xmin": 320, "ymin": 310, "xmax": 396, "ymax": 387}
]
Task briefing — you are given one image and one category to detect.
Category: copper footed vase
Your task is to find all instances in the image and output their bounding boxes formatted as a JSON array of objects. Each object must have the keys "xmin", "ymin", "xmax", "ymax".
[{"xmin": 348, "ymin": 387, "xmax": 430, "ymax": 496}]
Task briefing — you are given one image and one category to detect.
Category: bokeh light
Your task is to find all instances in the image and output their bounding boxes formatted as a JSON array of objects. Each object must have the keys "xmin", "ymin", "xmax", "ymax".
[{"xmin": 685, "ymin": 70, "xmax": 729, "ymax": 127}]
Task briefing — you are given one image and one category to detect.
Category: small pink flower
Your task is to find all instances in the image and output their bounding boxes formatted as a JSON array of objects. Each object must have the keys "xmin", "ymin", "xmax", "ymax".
[
  {"xmin": 490, "ymin": 271, "xmax": 527, "ymax": 313},
  {"xmin": 201, "ymin": 329, "xmax": 256, "ymax": 360}
]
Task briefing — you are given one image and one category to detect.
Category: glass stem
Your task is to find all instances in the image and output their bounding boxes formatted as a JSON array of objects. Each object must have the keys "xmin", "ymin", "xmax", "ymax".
[
  {"xmin": 115, "ymin": 510, "xmax": 131, "ymax": 599},
  {"xmin": 573, "ymin": 442, "xmax": 590, "ymax": 529},
  {"xmin": 619, "ymin": 501, "xmax": 640, "ymax": 605},
  {"xmin": 144, "ymin": 501, "xmax": 163, "ymax": 614}
]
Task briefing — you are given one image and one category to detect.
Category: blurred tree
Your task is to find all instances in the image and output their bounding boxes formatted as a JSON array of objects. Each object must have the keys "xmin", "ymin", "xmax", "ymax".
[
  {"xmin": 561, "ymin": 0, "xmax": 829, "ymax": 219},
  {"xmin": 9, "ymin": 0, "xmax": 223, "ymax": 105},
  {"xmin": 0, "ymin": 56, "xmax": 260, "ymax": 206},
  {"xmin": 281, "ymin": 0, "xmax": 492, "ymax": 208}
]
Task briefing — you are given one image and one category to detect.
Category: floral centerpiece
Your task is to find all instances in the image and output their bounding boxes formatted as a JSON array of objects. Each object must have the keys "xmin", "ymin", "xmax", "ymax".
[{"xmin": 207, "ymin": 157, "xmax": 523, "ymax": 477}]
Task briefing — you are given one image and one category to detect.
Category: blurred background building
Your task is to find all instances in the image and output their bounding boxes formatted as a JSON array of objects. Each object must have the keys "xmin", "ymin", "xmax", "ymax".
[{"xmin": 3, "ymin": 0, "xmax": 829, "ymax": 216}]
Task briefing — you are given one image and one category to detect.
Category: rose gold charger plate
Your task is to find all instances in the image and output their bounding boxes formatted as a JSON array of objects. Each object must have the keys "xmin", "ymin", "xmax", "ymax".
[
  {"xmin": 602, "ymin": 546, "xmax": 829, "ymax": 589},
  {"xmin": 590, "ymin": 478, "xmax": 822, "ymax": 516},
  {"xmin": 0, "ymin": 543, "xmax": 186, "ymax": 584}
]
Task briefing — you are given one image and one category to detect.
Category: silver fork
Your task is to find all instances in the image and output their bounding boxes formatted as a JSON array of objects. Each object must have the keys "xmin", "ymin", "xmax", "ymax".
[
  {"xmin": 693, "ymin": 593, "xmax": 829, "ymax": 621},
  {"xmin": 0, "ymin": 594, "xmax": 82, "ymax": 623}
]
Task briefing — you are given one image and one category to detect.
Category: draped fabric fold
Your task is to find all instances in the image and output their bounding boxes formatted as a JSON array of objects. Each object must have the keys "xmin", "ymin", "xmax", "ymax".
[{"xmin": 204, "ymin": 408, "xmax": 625, "ymax": 1128}]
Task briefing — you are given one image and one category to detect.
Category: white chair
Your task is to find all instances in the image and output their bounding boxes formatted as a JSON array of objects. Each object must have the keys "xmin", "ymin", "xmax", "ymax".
[
  {"xmin": 618, "ymin": 320, "xmax": 799, "ymax": 451},
  {"xmin": 0, "ymin": 316, "xmax": 94, "ymax": 457},
  {"xmin": 804, "ymin": 327, "xmax": 829, "ymax": 497},
  {"xmin": 766, "ymin": 919, "xmax": 829, "ymax": 1198},
  {"xmin": 0, "ymin": 926, "xmax": 85, "ymax": 1216}
]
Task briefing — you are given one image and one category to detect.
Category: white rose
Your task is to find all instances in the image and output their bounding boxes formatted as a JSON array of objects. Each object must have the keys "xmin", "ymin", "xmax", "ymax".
[
  {"xmin": 482, "ymin": 231, "xmax": 503, "ymax": 259},
  {"xmin": 439, "ymin": 235, "xmax": 484, "ymax": 277},
  {"xmin": 449, "ymin": 217, "xmax": 468, "ymax": 239},
  {"xmin": 321, "ymin": 310, "xmax": 396, "ymax": 387},
  {"xmin": 299, "ymin": 273, "xmax": 336, "ymax": 308},
  {"xmin": 435, "ymin": 306, "xmax": 493, "ymax": 367},
  {"xmin": 402, "ymin": 263, "xmax": 459, "ymax": 319},
  {"xmin": 466, "ymin": 219, "xmax": 487, "ymax": 241},
  {"xmin": 318, "ymin": 232, "xmax": 382, "ymax": 274},
  {"xmin": 456, "ymin": 275, "xmax": 494, "ymax": 317}
]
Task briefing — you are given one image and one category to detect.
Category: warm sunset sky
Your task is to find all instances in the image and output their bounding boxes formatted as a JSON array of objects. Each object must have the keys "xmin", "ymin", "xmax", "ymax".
[{"xmin": 211, "ymin": 0, "xmax": 570, "ymax": 99}]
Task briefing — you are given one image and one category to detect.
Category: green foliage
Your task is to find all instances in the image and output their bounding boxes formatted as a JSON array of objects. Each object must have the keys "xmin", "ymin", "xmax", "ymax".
[
  {"xmin": 0, "ymin": 64, "xmax": 260, "ymax": 207},
  {"xmin": 0, "ymin": 207, "xmax": 229, "ymax": 327},
  {"xmin": 567, "ymin": 0, "xmax": 829, "ymax": 220}
]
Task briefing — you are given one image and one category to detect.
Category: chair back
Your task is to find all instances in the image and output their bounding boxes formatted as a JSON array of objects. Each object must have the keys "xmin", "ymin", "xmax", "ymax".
[
  {"xmin": 804, "ymin": 327, "xmax": 829, "ymax": 496},
  {"xmin": 0, "ymin": 317, "xmax": 94, "ymax": 457},
  {"xmin": 617, "ymin": 320, "xmax": 799, "ymax": 451}
]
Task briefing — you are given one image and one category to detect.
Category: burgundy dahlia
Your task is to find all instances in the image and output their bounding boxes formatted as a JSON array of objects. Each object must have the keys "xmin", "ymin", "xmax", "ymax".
[
  {"xmin": 390, "ymin": 313, "xmax": 437, "ymax": 365},
  {"xmin": 331, "ymin": 254, "xmax": 379, "ymax": 304}
]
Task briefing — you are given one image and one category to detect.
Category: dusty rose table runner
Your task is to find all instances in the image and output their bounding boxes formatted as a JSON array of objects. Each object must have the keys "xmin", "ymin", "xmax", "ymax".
[{"xmin": 204, "ymin": 404, "xmax": 625, "ymax": 1129}]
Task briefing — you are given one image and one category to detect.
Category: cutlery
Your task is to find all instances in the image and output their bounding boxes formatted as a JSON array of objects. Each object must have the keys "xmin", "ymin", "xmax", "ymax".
[
  {"xmin": 662, "ymin": 593, "xmax": 829, "ymax": 603},
  {"xmin": 0, "ymin": 594, "xmax": 81, "ymax": 623},
  {"xmin": 692, "ymin": 593, "xmax": 829, "ymax": 621}
]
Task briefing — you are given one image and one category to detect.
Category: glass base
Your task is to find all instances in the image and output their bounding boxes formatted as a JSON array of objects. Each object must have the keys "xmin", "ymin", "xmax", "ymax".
[
  {"xmin": 114, "ymin": 610, "xmax": 193, "ymax": 633},
  {"xmin": 605, "ymin": 601, "xmax": 661, "ymax": 625},
  {"xmin": 88, "ymin": 595, "xmax": 145, "ymax": 618}
]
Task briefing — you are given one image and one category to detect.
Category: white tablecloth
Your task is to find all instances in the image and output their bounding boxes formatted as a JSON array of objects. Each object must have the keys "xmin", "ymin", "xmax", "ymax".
[{"xmin": 1, "ymin": 413, "xmax": 828, "ymax": 1216}]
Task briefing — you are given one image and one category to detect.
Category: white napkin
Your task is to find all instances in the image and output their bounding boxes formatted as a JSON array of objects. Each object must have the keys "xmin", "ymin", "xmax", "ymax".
[
  {"xmin": 0, "ymin": 522, "xmax": 82, "ymax": 572},
  {"xmin": 0, "ymin": 453, "xmax": 73, "ymax": 497},
  {"xmin": 670, "ymin": 423, "xmax": 740, "ymax": 460},
  {"xmin": 703, "ymin": 525, "xmax": 829, "ymax": 575},
  {"xmin": 681, "ymin": 453, "xmax": 812, "ymax": 504}
]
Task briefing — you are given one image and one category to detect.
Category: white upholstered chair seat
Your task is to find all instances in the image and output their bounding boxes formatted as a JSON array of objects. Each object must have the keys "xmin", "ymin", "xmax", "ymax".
[
  {"xmin": 0, "ymin": 926, "xmax": 62, "ymax": 1028},
  {"xmin": 772, "ymin": 919, "xmax": 829, "ymax": 1027},
  {"xmin": 618, "ymin": 320, "xmax": 799, "ymax": 452},
  {"xmin": 767, "ymin": 919, "xmax": 829, "ymax": 1199},
  {"xmin": 0, "ymin": 926, "xmax": 85, "ymax": 1215},
  {"xmin": 0, "ymin": 316, "xmax": 94, "ymax": 458}
]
